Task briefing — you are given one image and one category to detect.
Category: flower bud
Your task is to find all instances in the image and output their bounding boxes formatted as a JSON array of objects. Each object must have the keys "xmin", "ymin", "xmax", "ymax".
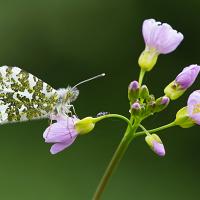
[
  {"xmin": 164, "ymin": 65, "xmax": 200, "ymax": 100},
  {"xmin": 175, "ymin": 65, "xmax": 200, "ymax": 89},
  {"xmin": 145, "ymin": 134, "xmax": 165, "ymax": 156},
  {"xmin": 174, "ymin": 107, "xmax": 195, "ymax": 128},
  {"xmin": 146, "ymin": 101, "xmax": 156, "ymax": 114},
  {"xmin": 154, "ymin": 96, "xmax": 170, "ymax": 112},
  {"xmin": 138, "ymin": 48, "xmax": 158, "ymax": 71},
  {"xmin": 146, "ymin": 94, "xmax": 155, "ymax": 103},
  {"xmin": 131, "ymin": 102, "xmax": 141, "ymax": 116},
  {"xmin": 128, "ymin": 81, "xmax": 139, "ymax": 102},
  {"xmin": 75, "ymin": 117, "xmax": 96, "ymax": 135},
  {"xmin": 139, "ymin": 85, "xmax": 149, "ymax": 99}
]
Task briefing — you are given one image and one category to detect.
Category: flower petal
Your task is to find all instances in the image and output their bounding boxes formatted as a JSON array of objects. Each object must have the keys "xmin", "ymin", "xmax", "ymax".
[
  {"xmin": 50, "ymin": 138, "xmax": 77, "ymax": 154},
  {"xmin": 187, "ymin": 90, "xmax": 200, "ymax": 125},
  {"xmin": 142, "ymin": 19, "xmax": 183, "ymax": 54},
  {"xmin": 43, "ymin": 117, "xmax": 79, "ymax": 143}
]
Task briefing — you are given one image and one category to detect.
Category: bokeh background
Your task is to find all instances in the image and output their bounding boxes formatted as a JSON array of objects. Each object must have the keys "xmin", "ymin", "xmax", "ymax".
[{"xmin": 0, "ymin": 0, "xmax": 200, "ymax": 199}]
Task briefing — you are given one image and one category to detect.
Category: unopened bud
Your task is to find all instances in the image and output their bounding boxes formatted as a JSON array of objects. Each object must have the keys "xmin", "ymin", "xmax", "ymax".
[
  {"xmin": 164, "ymin": 65, "xmax": 200, "ymax": 100},
  {"xmin": 146, "ymin": 101, "xmax": 156, "ymax": 114},
  {"xmin": 175, "ymin": 65, "xmax": 200, "ymax": 89},
  {"xmin": 139, "ymin": 85, "xmax": 149, "ymax": 99},
  {"xmin": 128, "ymin": 81, "xmax": 139, "ymax": 102},
  {"xmin": 145, "ymin": 134, "xmax": 165, "ymax": 156},
  {"xmin": 146, "ymin": 94, "xmax": 155, "ymax": 103},
  {"xmin": 131, "ymin": 102, "xmax": 141, "ymax": 116},
  {"xmin": 154, "ymin": 96, "xmax": 170, "ymax": 112}
]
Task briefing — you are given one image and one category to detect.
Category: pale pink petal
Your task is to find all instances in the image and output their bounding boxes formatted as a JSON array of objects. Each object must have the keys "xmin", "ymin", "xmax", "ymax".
[
  {"xmin": 142, "ymin": 19, "xmax": 183, "ymax": 54},
  {"xmin": 187, "ymin": 90, "xmax": 200, "ymax": 125},
  {"xmin": 50, "ymin": 138, "xmax": 77, "ymax": 154},
  {"xmin": 43, "ymin": 121, "xmax": 78, "ymax": 143}
]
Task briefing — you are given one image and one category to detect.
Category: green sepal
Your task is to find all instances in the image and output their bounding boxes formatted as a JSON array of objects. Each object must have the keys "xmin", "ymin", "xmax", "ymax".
[
  {"xmin": 75, "ymin": 117, "xmax": 96, "ymax": 135},
  {"xmin": 174, "ymin": 107, "xmax": 195, "ymax": 128},
  {"xmin": 138, "ymin": 48, "xmax": 159, "ymax": 71},
  {"xmin": 145, "ymin": 134, "xmax": 162, "ymax": 149},
  {"xmin": 164, "ymin": 81, "xmax": 186, "ymax": 100},
  {"xmin": 128, "ymin": 88, "xmax": 139, "ymax": 103},
  {"xmin": 139, "ymin": 85, "xmax": 149, "ymax": 100}
]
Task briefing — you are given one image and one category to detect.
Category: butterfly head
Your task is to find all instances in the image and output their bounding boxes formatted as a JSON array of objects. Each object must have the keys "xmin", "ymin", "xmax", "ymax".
[
  {"xmin": 55, "ymin": 73, "xmax": 105, "ymax": 116},
  {"xmin": 57, "ymin": 87, "xmax": 79, "ymax": 104}
]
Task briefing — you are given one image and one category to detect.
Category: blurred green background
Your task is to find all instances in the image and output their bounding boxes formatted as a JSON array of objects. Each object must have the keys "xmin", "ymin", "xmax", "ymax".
[{"xmin": 0, "ymin": 0, "xmax": 200, "ymax": 199}]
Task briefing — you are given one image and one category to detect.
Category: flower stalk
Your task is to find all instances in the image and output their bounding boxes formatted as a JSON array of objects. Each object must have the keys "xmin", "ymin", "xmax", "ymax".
[
  {"xmin": 134, "ymin": 122, "xmax": 176, "ymax": 137},
  {"xmin": 92, "ymin": 119, "xmax": 139, "ymax": 200}
]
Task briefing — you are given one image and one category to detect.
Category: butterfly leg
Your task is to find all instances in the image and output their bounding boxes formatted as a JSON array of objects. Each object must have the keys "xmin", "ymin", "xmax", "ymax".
[
  {"xmin": 65, "ymin": 114, "xmax": 73, "ymax": 139},
  {"xmin": 71, "ymin": 105, "xmax": 78, "ymax": 117}
]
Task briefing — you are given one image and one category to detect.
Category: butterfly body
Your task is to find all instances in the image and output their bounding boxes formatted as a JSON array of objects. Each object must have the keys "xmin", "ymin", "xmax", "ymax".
[{"xmin": 0, "ymin": 66, "xmax": 78, "ymax": 124}]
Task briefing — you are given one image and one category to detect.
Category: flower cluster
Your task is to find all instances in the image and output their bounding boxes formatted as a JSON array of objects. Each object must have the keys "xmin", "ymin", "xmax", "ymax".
[
  {"xmin": 39, "ymin": 18, "xmax": 200, "ymax": 199},
  {"xmin": 128, "ymin": 81, "xmax": 170, "ymax": 120},
  {"xmin": 42, "ymin": 19, "xmax": 200, "ymax": 159},
  {"xmin": 136, "ymin": 19, "xmax": 200, "ymax": 156},
  {"xmin": 42, "ymin": 19, "xmax": 200, "ymax": 158}
]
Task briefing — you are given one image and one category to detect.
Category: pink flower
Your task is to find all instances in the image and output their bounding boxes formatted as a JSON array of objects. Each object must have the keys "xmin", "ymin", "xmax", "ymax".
[
  {"xmin": 142, "ymin": 19, "xmax": 183, "ymax": 54},
  {"xmin": 187, "ymin": 90, "xmax": 200, "ymax": 125},
  {"xmin": 43, "ymin": 116, "xmax": 79, "ymax": 154}
]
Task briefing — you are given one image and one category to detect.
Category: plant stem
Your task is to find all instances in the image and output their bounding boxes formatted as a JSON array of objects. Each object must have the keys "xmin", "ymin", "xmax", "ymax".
[
  {"xmin": 92, "ymin": 120, "xmax": 139, "ymax": 200},
  {"xmin": 134, "ymin": 122, "xmax": 176, "ymax": 138},
  {"xmin": 139, "ymin": 124, "xmax": 151, "ymax": 136},
  {"xmin": 138, "ymin": 68, "xmax": 146, "ymax": 86},
  {"xmin": 94, "ymin": 114, "xmax": 132, "ymax": 130}
]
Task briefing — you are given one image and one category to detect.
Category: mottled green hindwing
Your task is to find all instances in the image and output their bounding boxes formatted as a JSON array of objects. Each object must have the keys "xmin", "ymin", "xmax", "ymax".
[{"xmin": 0, "ymin": 66, "xmax": 59, "ymax": 123}]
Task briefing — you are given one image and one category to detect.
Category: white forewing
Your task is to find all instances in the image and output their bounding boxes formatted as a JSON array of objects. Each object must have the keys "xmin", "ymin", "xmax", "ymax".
[{"xmin": 0, "ymin": 66, "xmax": 59, "ymax": 124}]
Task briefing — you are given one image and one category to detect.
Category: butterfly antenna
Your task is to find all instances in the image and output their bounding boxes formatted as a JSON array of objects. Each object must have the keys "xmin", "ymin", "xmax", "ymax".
[{"xmin": 72, "ymin": 73, "xmax": 105, "ymax": 89}]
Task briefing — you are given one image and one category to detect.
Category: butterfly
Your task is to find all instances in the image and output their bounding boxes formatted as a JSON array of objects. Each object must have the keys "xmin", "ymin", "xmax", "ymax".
[{"xmin": 0, "ymin": 66, "xmax": 105, "ymax": 124}]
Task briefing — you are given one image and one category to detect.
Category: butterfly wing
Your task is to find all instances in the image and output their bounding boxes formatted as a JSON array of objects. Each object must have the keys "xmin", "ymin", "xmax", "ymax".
[{"xmin": 0, "ymin": 66, "xmax": 59, "ymax": 124}]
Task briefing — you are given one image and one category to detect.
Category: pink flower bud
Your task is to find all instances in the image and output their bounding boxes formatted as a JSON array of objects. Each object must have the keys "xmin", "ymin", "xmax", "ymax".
[
  {"xmin": 152, "ymin": 141, "xmax": 165, "ymax": 156},
  {"xmin": 175, "ymin": 65, "xmax": 200, "ymax": 89},
  {"xmin": 145, "ymin": 134, "xmax": 165, "ymax": 157}
]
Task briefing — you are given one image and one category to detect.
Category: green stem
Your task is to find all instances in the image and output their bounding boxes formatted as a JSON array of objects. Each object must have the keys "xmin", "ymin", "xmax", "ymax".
[
  {"xmin": 134, "ymin": 121, "xmax": 176, "ymax": 138},
  {"xmin": 92, "ymin": 120, "xmax": 140, "ymax": 200},
  {"xmin": 138, "ymin": 68, "xmax": 146, "ymax": 86},
  {"xmin": 94, "ymin": 114, "xmax": 132, "ymax": 129},
  {"xmin": 139, "ymin": 124, "xmax": 150, "ymax": 136}
]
